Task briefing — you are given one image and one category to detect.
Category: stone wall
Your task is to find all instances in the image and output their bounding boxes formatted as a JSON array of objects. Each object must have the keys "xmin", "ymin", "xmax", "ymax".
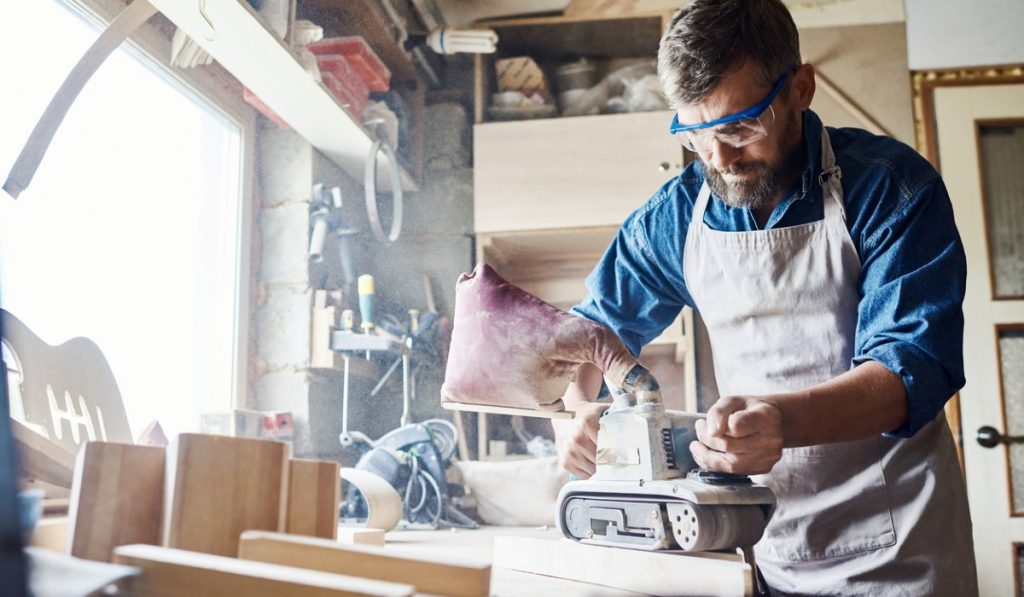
[{"xmin": 251, "ymin": 102, "xmax": 474, "ymax": 462}]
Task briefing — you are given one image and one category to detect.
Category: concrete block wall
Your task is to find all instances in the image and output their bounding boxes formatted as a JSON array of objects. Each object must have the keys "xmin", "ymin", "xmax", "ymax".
[{"xmin": 250, "ymin": 102, "xmax": 475, "ymax": 462}]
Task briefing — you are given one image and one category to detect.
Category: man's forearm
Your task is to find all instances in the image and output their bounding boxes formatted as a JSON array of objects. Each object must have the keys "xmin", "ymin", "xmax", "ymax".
[{"xmin": 762, "ymin": 360, "xmax": 908, "ymax": 447}]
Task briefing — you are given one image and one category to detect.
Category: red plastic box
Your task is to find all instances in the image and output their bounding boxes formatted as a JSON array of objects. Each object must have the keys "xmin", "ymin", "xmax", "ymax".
[
  {"xmin": 321, "ymin": 71, "xmax": 368, "ymax": 119},
  {"xmin": 308, "ymin": 36, "xmax": 391, "ymax": 92}
]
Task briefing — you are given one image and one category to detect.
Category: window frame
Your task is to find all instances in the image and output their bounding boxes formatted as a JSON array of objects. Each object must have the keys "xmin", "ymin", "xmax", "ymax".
[{"xmin": 59, "ymin": 0, "xmax": 259, "ymax": 410}]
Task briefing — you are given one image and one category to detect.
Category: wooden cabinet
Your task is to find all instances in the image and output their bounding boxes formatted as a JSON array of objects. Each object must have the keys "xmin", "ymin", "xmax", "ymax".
[
  {"xmin": 470, "ymin": 12, "xmax": 696, "ymax": 412},
  {"xmin": 474, "ymin": 110, "xmax": 683, "ymax": 233}
]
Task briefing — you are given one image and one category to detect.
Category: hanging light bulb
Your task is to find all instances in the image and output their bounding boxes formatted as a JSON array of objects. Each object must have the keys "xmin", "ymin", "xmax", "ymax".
[{"xmin": 425, "ymin": 28, "xmax": 498, "ymax": 55}]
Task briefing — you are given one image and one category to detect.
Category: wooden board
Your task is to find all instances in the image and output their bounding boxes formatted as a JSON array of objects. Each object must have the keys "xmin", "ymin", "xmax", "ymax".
[
  {"xmin": 113, "ymin": 544, "xmax": 413, "ymax": 597},
  {"xmin": 493, "ymin": 536, "xmax": 752, "ymax": 597},
  {"xmin": 29, "ymin": 517, "xmax": 69, "ymax": 553},
  {"xmin": 442, "ymin": 401, "xmax": 574, "ymax": 420},
  {"xmin": 163, "ymin": 434, "xmax": 290, "ymax": 557},
  {"xmin": 12, "ymin": 419, "xmax": 76, "ymax": 489},
  {"xmin": 239, "ymin": 531, "xmax": 491, "ymax": 597},
  {"xmin": 68, "ymin": 442, "xmax": 165, "ymax": 562},
  {"xmin": 337, "ymin": 528, "xmax": 385, "ymax": 546},
  {"xmin": 286, "ymin": 458, "xmax": 340, "ymax": 540}
]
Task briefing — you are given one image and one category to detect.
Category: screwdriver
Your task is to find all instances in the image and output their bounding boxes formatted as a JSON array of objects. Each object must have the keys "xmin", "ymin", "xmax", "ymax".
[{"xmin": 358, "ymin": 274, "xmax": 375, "ymax": 360}]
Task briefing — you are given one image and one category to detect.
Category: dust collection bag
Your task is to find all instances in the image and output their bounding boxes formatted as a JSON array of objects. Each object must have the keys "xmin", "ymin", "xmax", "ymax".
[{"xmin": 440, "ymin": 262, "xmax": 640, "ymax": 412}]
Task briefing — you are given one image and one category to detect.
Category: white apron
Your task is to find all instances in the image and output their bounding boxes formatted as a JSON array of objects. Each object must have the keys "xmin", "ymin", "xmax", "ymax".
[{"xmin": 682, "ymin": 127, "xmax": 977, "ymax": 595}]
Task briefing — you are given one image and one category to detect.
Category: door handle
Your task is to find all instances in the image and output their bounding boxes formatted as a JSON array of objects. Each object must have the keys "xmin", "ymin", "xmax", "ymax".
[{"xmin": 976, "ymin": 425, "xmax": 1024, "ymax": 448}]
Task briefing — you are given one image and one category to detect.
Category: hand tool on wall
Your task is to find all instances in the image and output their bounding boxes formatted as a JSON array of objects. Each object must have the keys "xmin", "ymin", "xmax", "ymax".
[
  {"xmin": 358, "ymin": 274, "xmax": 375, "ymax": 361},
  {"xmin": 440, "ymin": 262, "xmax": 775, "ymax": 568},
  {"xmin": 308, "ymin": 184, "xmax": 357, "ymax": 288}
]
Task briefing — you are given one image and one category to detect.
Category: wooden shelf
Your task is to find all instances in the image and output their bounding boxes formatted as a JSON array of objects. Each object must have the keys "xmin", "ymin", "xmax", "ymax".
[
  {"xmin": 478, "ymin": 14, "xmax": 664, "ymax": 59},
  {"xmin": 148, "ymin": 0, "xmax": 416, "ymax": 192}
]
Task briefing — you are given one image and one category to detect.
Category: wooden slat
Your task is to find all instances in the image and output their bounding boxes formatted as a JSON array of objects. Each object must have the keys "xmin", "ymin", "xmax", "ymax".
[
  {"xmin": 68, "ymin": 442, "xmax": 165, "ymax": 562},
  {"xmin": 239, "ymin": 531, "xmax": 491, "ymax": 597},
  {"xmin": 114, "ymin": 544, "xmax": 414, "ymax": 597},
  {"xmin": 163, "ymin": 434, "xmax": 290, "ymax": 557},
  {"xmin": 286, "ymin": 458, "xmax": 340, "ymax": 540},
  {"xmin": 493, "ymin": 536, "xmax": 752, "ymax": 597}
]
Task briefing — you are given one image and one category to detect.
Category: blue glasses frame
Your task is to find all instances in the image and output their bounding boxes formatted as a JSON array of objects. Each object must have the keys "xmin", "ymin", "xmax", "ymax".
[{"xmin": 669, "ymin": 67, "xmax": 796, "ymax": 134}]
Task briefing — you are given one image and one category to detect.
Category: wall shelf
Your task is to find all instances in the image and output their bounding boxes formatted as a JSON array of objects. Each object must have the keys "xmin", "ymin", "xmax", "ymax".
[{"xmin": 148, "ymin": 0, "xmax": 416, "ymax": 192}]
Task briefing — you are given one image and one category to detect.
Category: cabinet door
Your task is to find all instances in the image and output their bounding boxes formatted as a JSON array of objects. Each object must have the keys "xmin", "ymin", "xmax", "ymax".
[{"xmin": 473, "ymin": 110, "xmax": 683, "ymax": 233}]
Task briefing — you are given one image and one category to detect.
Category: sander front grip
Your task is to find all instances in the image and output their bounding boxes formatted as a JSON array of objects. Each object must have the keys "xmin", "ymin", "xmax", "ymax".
[{"xmin": 440, "ymin": 262, "xmax": 645, "ymax": 412}]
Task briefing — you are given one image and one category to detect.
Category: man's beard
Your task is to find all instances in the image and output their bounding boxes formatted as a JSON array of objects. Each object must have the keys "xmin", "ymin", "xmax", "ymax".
[
  {"xmin": 701, "ymin": 121, "xmax": 805, "ymax": 210},
  {"xmin": 704, "ymin": 160, "xmax": 778, "ymax": 210}
]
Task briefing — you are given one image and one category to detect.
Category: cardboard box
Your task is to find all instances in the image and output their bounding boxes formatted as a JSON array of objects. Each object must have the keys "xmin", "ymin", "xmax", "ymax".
[{"xmin": 495, "ymin": 57, "xmax": 549, "ymax": 93}]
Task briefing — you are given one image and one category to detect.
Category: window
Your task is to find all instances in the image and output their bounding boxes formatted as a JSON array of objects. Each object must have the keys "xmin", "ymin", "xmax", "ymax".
[{"xmin": 1, "ymin": 0, "xmax": 249, "ymax": 438}]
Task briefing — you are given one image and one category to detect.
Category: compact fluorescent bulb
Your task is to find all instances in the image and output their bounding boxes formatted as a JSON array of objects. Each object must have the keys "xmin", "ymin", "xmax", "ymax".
[{"xmin": 426, "ymin": 28, "xmax": 498, "ymax": 55}]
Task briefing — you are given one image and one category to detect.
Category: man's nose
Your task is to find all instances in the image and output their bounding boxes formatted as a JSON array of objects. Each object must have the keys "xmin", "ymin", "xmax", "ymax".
[{"xmin": 708, "ymin": 139, "xmax": 742, "ymax": 172}]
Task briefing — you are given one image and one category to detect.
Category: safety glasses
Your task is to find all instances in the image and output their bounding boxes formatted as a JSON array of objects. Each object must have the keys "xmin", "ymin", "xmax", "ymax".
[{"xmin": 669, "ymin": 67, "xmax": 795, "ymax": 153}]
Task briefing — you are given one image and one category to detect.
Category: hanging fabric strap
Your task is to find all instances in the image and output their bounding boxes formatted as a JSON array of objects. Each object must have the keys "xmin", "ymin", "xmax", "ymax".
[{"xmin": 3, "ymin": 0, "xmax": 158, "ymax": 199}]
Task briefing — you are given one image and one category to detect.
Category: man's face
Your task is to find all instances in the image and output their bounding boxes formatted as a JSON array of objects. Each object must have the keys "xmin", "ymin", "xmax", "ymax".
[{"xmin": 675, "ymin": 61, "xmax": 809, "ymax": 210}]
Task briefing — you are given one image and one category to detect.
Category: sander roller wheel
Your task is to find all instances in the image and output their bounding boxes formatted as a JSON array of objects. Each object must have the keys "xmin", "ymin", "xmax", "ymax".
[{"xmin": 667, "ymin": 503, "xmax": 769, "ymax": 552}]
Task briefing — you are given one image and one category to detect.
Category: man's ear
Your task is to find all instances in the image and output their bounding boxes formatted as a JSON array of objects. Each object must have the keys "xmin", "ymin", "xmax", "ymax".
[{"xmin": 790, "ymin": 63, "xmax": 816, "ymax": 111}]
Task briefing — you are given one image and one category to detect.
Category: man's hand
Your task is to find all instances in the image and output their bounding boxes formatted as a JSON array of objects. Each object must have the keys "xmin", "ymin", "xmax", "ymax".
[
  {"xmin": 691, "ymin": 396, "xmax": 783, "ymax": 475},
  {"xmin": 552, "ymin": 401, "xmax": 609, "ymax": 479}
]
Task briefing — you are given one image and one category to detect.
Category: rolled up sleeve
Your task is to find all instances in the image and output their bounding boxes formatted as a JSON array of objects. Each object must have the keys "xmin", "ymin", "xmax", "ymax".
[{"xmin": 853, "ymin": 175, "xmax": 967, "ymax": 437}]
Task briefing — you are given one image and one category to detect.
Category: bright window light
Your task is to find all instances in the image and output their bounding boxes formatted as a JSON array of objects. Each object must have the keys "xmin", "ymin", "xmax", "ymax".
[{"xmin": 0, "ymin": 0, "xmax": 243, "ymax": 438}]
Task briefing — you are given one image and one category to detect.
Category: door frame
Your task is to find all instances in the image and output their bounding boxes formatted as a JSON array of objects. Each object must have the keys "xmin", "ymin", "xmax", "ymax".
[{"xmin": 911, "ymin": 64, "xmax": 1024, "ymax": 465}]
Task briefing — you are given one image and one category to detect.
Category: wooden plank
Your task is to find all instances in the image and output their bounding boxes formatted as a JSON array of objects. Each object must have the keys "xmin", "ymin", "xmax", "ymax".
[
  {"xmin": 562, "ymin": 0, "xmax": 683, "ymax": 19},
  {"xmin": 493, "ymin": 537, "xmax": 752, "ymax": 597},
  {"xmin": 113, "ymin": 544, "xmax": 414, "ymax": 597},
  {"xmin": 442, "ymin": 401, "xmax": 574, "ymax": 420},
  {"xmin": 12, "ymin": 420, "xmax": 76, "ymax": 489},
  {"xmin": 239, "ymin": 531, "xmax": 491, "ymax": 597},
  {"xmin": 68, "ymin": 442, "xmax": 165, "ymax": 562},
  {"xmin": 337, "ymin": 528, "xmax": 385, "ymax": 546},
  {"xmin": 286, "ymin": 458, "xmax": 340, "ymax": 540},
  {"xmin": 29, "ymin": 517, "xmax": 69, "ymax": 553},
  {"xmin": 163, "ymin": 434, "xmax": 290, "ymax": 557}
]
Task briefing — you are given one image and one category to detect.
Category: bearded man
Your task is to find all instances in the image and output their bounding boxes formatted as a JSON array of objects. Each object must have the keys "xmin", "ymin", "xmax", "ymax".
[{"xmin": 552, "ymin": 0, "xmax": 978, "ymax": 594}]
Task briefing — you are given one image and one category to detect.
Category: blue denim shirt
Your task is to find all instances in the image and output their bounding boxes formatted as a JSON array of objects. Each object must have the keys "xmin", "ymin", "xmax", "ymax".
[{"xmin": 572, "ymin": 110, "xmax": 967, "ymax": 437}]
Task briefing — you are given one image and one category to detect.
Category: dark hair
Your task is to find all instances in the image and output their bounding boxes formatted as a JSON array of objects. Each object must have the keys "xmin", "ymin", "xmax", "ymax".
[{"xmin": 658, "ymin": 0, "xmax": 800, "ymax": 107}]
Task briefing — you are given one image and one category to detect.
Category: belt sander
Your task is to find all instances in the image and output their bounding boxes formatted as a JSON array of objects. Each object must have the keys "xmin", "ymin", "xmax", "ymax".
[{"xmin": 441, "ymin": 262, "xmax": 775, "ymax": 557}]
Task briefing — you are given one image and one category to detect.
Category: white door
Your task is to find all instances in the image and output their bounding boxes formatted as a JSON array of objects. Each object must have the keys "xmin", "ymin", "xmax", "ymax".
[{"xmin": 935, "ymin": 83, "xmax": 1024, "ymax": 595}]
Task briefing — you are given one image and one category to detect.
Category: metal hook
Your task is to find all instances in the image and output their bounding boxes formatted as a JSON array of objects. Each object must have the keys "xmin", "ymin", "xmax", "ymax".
[{"xmin": 198, "ymin": 0, "xmax": 216, "ymax": 41}]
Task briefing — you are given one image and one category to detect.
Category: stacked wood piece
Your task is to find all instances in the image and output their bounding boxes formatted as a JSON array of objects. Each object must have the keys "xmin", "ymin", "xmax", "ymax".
[
  {"xmin": 67, "ymin": 442, "xmax": 165, "ymax": 562},
  {"xmin": 163, "ymin": 434, "xmax": 290, "ymax": 557}
]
